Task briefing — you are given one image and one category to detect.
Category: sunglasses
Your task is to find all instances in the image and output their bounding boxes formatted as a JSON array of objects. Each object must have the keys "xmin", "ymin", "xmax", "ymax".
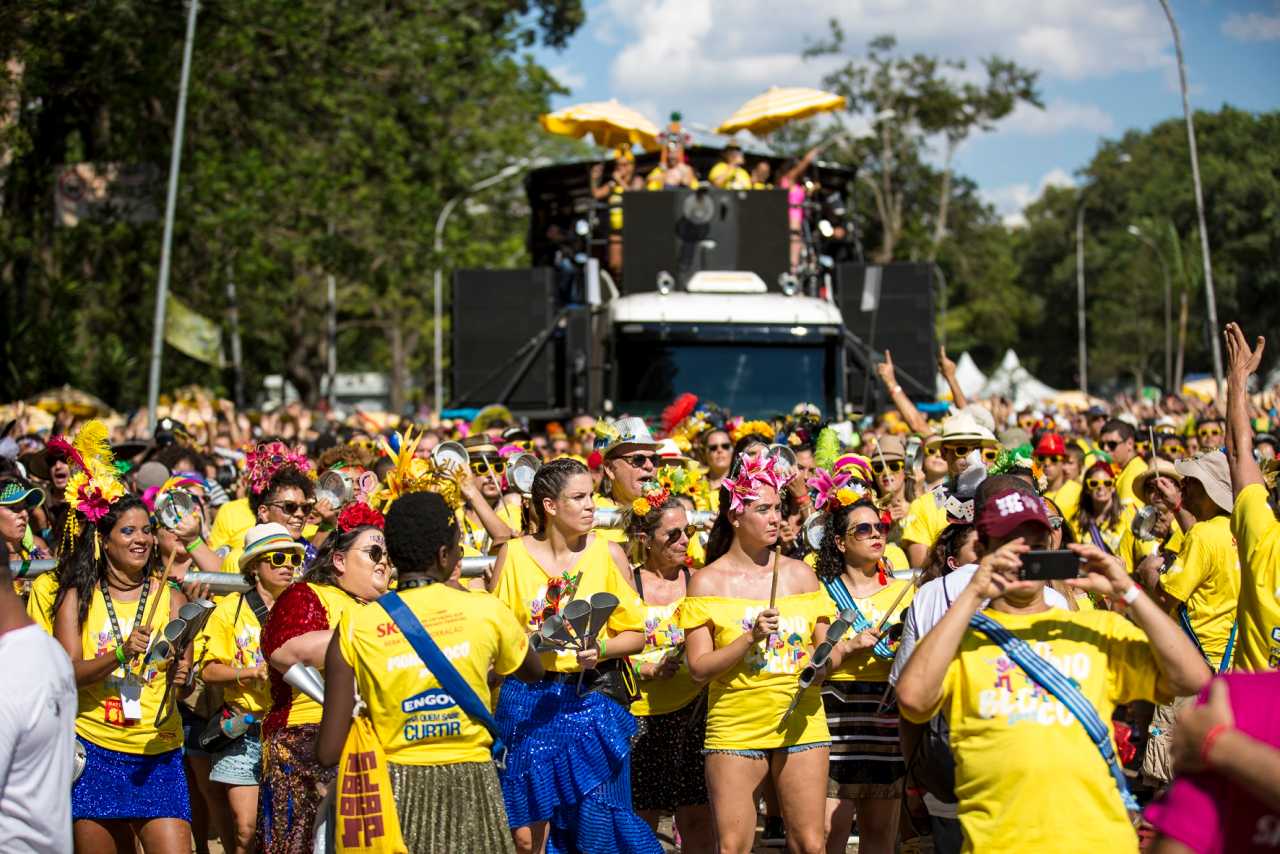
[
  {"xmin": 1162, "ymin": 443, "xmax": 1186, "ymax": 456},
  {"xmin": 848, "ymin": 521, "xmax": 890, "ymax": 540},
  {"xmin": 870, "ymin": 460, "xmax": 904, "ymax": 474},
  {"xmin": 923, "ymin": 446, "xmax": 941, "ymax": 457},
  {"xmin": 263, "ymin": 551, "xmax": 302, "ymax": 568},
  {"xmin": 1198, "ymin": 427, "xmax": 1223, "ymax": 439},
  {"xmin": 706, "ymin": 442, "xmax": 732, "ymax": 452},
  {"xmin": 940, "ymin": 444, "xmax": 974, "ymax": 458},
  {"xmin": 1048, "ymin": 516, "xmax": 1064, "ymax": 531},
  {"xmin": 1136, "ymin": 441, "xmax": 1150, "ymax": 451},
  {"xmin": 470, "ymin": 458, "xmax": 506, "ymax": 474},
  {"xmin": 1086, "ymin": 478, "xmax": 1115, "ymax": 490},
  {"xmin": 1099, "ymin": 440, "xmax": 1124, "ymax": 452},
  {"xmin": 663, "ymin": 525, "xmax": 699, "ymax": 545},
  {"xmin": 1035, "ymin": 454, "xmax": 1064, "ymax": 464},
  {"xmin": 269, "ymin": 500, "xmax": 315, "ymax": 517},
  {"xmin": 357, "ymin": 544, "xmax": 387, "ymax": 565},
  {"xmin": 620, "ymin": 453, "xmax": 661, "ymax": 469}
]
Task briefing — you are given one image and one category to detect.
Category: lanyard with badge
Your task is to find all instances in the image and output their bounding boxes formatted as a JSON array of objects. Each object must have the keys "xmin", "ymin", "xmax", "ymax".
[{"xmin": 101, "ymin": 575, "xmax": 151, "ymax": 722}]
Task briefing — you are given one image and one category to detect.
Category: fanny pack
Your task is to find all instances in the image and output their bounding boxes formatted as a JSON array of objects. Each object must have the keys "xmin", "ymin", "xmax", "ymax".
[
  {"xmin": 378, "ymin": 590, "xmax": 507, "ymax": 769},
  {"xmin": 969, "ymin": 612, "xmax": 1139, "ymax": 813},
  {"xmin": 545, "ymin": 658, "xmax": 638, "ymax": 708}
]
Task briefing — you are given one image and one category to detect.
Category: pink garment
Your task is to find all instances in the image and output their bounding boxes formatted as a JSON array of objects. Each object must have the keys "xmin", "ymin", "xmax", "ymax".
[
  {"xmin": 1143, "ymin": 671, "xmax": 1280, "ymax": 853},
  {"xmin": 783, "ymin": 180, "xmax": 805, "ymax": 230}
]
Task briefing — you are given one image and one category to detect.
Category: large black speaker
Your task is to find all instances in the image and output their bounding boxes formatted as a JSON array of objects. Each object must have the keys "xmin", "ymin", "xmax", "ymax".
[
  {"xmin": 451, "ymin": 268, "xmax": 570, "ymax": 412},
  {"xmin": 620, "ymin": 189, "xmax": 788, "ymax": 293},
  {"xmin": 838, "ymin": 263, "xmax": 937, "ymax": 401}
]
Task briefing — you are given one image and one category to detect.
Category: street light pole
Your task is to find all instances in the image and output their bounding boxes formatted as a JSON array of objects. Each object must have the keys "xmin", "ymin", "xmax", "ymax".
[
  {"xmin": 1075, "ymin": 200, "xmax": 1088, "ymax": 396},
  {"xmin": 432, "ymin": 158, "xmax": 542, "ymax": 415},
  {"xmin": 146, "ymin": 0, "xmax": 199, "ymax": 430},
  {"xmin": 1127, "ymin": 225, "xmax": 1173, "ymax": 391},
  {"xmin": 1159, "ymin": 0, "xmax": 1223, "ymax": 394}
]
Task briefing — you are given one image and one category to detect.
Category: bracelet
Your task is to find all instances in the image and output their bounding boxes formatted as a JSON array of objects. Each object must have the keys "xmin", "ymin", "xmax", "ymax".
[
  {"xmin": 891, "ymin": 384, "xmax": 903, "ymax": 395},
  {"xmin": 598, "ymin": 636, "xmax": 609, "ymax": 660},
  {"xmin": 114, "ymin": 645, "xmax": 127, "ymax": 667},
  {"xmin": 1199, "ymin": 722, "xmax": 1232, "ymax": 767},
  {"xmin": 185, "ymin": 537, "xmax": 205, "ymax": 554},
  {"xmin": 1120, "ymin": 584, "xmax": 1141, "ymax": 606},
  {"xmin": 234, "ymin": 670, "xmax": 243, "ymax": 687}
]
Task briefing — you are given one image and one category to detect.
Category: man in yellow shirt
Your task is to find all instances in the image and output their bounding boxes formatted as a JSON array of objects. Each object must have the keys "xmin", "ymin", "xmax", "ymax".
[
  {"xmin": 902, "ymin": 412, "xmax": 997, "ymax": 568},
  {"xmin": 897, "ymin": 488, "xmax": 1210, "ymax": 854},
  {"xmin": 708, "ymin": 143, "xmax": 751, "ymax": 190},
  {"xmin": 1223, "ymin": 322, "xmax": 1280, "ymax": 671},
  {"xmin": 1099, "ymin": 419, "xmax": 1147, "ymax": 508},
  {"xmin": 1143, "ymin": 450, "xmax": 1241, "ymax": 671}
]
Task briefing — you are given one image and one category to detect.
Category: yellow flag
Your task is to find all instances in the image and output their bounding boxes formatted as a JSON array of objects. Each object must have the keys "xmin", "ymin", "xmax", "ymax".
[{"xmin": 164, "ymin": 294, "xmax": 225, "ymax": 367}]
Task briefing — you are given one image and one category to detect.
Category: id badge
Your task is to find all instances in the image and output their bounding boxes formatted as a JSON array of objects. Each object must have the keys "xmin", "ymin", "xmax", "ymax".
[{"xmin": 119, "ymin": 677, "xmax": 143, "ymax": 722}]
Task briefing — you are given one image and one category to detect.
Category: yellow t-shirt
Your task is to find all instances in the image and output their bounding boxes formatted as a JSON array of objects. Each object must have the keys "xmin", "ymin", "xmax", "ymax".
[
  {"xmin": 592, "ymin": 494, "xmax": 626, "ymax": 544},
  {"xmin": 1231, "ymin": 483, "xmax": 1280, "ymax": 671},
  {"xmin": 197, "ymin": 591, "xmax": 271, "ymax": 715},
  {"xmin": 1116, "ymin": 456, "xmax": 1148, "ymax": 508},
  {"xmin": 884, "ymin": 542, "xmax": 910, "ymax": 571},
  {"xmin": 336, "ymin": 584, "xmax": 528, "ymax": 765},
  {"xmin": 826, "ymin": 578, "xmax": 915, "ymax": 682},
  {"xmin": 708, "ymin": 162, "xmax": 751, "ymax": 190},
  {"xmin": 676, "ymin": 590, "xmax": 836, "ymax": 750},
  {"xmin": 1046, "ymin": 479, "xmax": 1082, "ymax": 523},
  {"xmin": 1161, "ymin": 514, "xmax": 1241, "ymax": 669},
  {"xmin": 903, "ymin": 608, "xmax": 1167, "ymax": 854},
  {"xmin": 209, "ymin": 497, "xmax": 255, "ymax": 553},
  {"xmin": 279, "ymin": 582, "xmax": 365, "ymax": 728},
  {"xmin": 1117, "ymin": 519, "xmax": 1184, "ymax": 575},
  {"xmin": 902, "ymin": 489, "xmax": 948, "ymax": 552},
  {"xmin": 25, "ymin": 570, "xmax": 58, "ymax": 634},
  {"xmin": 75, "ymin": 582, "xmax": 184, "ymax": 755},
  {"xmin": 630, "ymin": 594, "xmax": 702, "ymax": 717},
  {"xmin": 491, "ymin": 535, "xmax": 646, "ymax": 673}
]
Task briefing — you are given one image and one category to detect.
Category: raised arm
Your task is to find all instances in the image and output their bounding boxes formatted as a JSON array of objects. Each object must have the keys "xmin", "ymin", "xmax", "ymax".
[
  {"xmin": 876, "ymin": 350, "xmax": 930, "ymax": 436},
  {"xmin": 938, "ymin": 346, "xmax": 969, "ymax": 410},
  {"xmin": 1223, "ymin": 323, "xmax": 1266, "ymax": 493}
]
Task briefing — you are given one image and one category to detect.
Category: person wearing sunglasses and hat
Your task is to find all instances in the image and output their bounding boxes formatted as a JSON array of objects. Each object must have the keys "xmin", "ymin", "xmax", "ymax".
[
  {"xmin": 903, "ymin": 413, "xmax": 999, "ymax": 569},
  {"xmin": 194, "ymin": 523, "xmax": 297, "ymax": 854},
  {"xmin": 1123, "ymin": 461, "xmax": 1186, "ymax": 579},
  {"xmin": 456, "ymin": 435, "xmax": 521, "ymax": 560},
  {"xmin": 0, "ymin": 467, "xmax": 50, "ymax": 576},
  {"xmin": 593, "ymin": 417, "xmax": 663, "ymax": 545},
  {"xmin": 1035, "ymin": 433, "xmax": 1080, "ymax": 523}
]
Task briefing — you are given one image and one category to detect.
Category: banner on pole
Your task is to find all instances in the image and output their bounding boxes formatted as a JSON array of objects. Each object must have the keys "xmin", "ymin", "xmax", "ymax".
[{"xmin": 165, "ymin": 294, "xmax": 225, "ymax": 367}]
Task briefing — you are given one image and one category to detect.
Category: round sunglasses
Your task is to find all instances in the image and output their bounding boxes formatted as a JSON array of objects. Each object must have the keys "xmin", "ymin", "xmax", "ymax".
[{"xmin": 846, "ymin": 521, "xmax": 890, "ymax": 540}]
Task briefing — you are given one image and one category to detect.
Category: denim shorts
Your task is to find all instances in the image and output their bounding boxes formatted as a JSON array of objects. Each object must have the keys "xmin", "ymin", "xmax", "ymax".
[
  {"xmin": 703, "ymin": 741, "xmax": 829, "ymax": 759},
  {"xmin": 209, "ymin": 731, "xmax": 263, "ymax": 786}
]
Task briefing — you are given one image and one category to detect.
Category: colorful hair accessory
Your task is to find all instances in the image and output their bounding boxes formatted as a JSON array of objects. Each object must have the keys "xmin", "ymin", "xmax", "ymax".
[
  {"xmin": 141, "ymin": 474, "xmax": 204, "ymax": 512},
  {"xmin": 630, "ymin": 483, "xmax": 672, "ymax": 517},
  {"xmin": 244, "ymin": 441, "xmax": 312, "ymax": 495},
  {"xmin": 814, "ymin": 426, "xmax": 840, "ymax": 471},
  {"xmin": 655, "ymin": 464, "xmax": 712, "ymax": 509},
  {"xmin": 834, "ymin": 454, "xmax": 873, "ymax": 483},
  {"xmin": 370, "ymin": 428, "xmax": 462, "ymax": 512},
  {"xmin": 592, "ymin": 419, "xmax": 620, "ymax": 451},
  {"xmin": 721, "ymin": 451, "xmax": 784, "ymax": 514},
  {"xmin": 730, "ymin": 419, "xmax": 776, "ymax": 444},
  {"xmin": 48, "ymin": 420, "xmax": 128, "ymax": 554},
  {"xmin": 661, "ymin": 393, "xmax": 699, "ymax": 436},
  {"xmin": 337, "ymin": 502, "xmax": 384, "ymax": 533},
  {"xmin": 806, "ymin": 468, "xmax": 851, "ymax": 512}
]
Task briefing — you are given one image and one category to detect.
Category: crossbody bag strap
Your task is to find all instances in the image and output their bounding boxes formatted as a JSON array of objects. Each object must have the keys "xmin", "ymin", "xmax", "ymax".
[
  {"xmin": 1177, "ymin": 604, "xmax": 1236, "ymax": 673},
  {"xmin": 969, "ymin": 612, "xmax": 1138, "ymax": 812},
  {"xmin": 822, "ymin": 577, "xmax": 895, "ymax": 658},
  {"xmin": 243, "ymin": 589, "xmax": 271, "ymax": 627},
  {"xmin": 377, "ymin": 591, "xmax": 506, "ymax": 767}
]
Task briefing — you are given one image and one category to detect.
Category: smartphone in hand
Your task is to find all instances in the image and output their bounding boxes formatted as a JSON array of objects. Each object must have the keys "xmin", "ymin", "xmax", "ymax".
[{"xmin": 1019, "ymin": 550, "xmax": 1081, "ymax": 581}]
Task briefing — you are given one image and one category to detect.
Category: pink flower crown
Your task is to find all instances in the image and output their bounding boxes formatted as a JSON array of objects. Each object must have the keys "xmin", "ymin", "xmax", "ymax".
[
  {"xmin": 721, "ymin": 451, "xmax": 785, "ymax": 513},
  {"xmin": 245, "ymin": 441, "xmax": 313, "ymax": 495}
]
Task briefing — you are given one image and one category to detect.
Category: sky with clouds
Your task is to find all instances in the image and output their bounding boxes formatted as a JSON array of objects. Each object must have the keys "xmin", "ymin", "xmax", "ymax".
[{"xmin": 534, "ymin": 0, "xmax": 1280, "ymax": 225}]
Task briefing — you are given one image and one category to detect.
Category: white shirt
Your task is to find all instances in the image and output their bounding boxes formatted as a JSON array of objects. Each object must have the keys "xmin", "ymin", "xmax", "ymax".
[{"xmin": 0, "ymin": 623, "xmax": 77, "ymax": 854}]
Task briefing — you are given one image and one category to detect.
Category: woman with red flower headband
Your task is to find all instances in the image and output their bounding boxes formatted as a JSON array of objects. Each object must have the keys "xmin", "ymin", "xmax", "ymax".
[
  {"xmin": 677, "ymin": 450, "xmax": 838, "ymax": 854},
  {"xmin": 256, "ymin": 500, "xmax": 389, "ymax": 854}
]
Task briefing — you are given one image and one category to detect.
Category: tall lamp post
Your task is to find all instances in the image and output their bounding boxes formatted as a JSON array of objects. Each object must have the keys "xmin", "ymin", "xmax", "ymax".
[
  {"xmin": 1126, "ymin": 224, "xmax": 1173, "ymax": 391},
  {"xmin": 1158, "ymin": 0, "xmax": 1223, "ymax": 394},
  {"xmin": 1075, "ymin": 199, "xmax": 1089, "ymax": 396},
  {"xmin": 432, "ymin": 158, "xmax": 538, "ymax": 416}
]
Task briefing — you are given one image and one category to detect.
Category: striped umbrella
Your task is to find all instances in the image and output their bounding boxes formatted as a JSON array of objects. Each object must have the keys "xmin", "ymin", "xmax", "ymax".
[
  {"xmin": 715, "ymin": 86, "xmax": 846, "ymax": 137},
  {"xmin": 539, "ymin": 100, "xmax": 661, "ymax": 151}
]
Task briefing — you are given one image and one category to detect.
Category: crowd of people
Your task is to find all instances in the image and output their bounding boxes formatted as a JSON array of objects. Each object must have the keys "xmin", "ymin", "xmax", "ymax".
[{"xmin": 1, "ymin": 321, "xmax": 1278, "ymax": 854}]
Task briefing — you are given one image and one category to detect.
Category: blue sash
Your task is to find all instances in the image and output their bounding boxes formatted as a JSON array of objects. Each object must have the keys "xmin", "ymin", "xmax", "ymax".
[
  {"xmin": 1177, "ymin": 604, "xmax": 1236, "ymax": 674},
  {"xmin": 822, "ymin": 576, "xmax": 895, "ymax": 659},
  {"xmin": 377, "ymin": 590, "xmax": 507, "ymax": 768},
  {"xmin": 968, "ymin": 612, "xmax": 1138, "ymax": 813}
]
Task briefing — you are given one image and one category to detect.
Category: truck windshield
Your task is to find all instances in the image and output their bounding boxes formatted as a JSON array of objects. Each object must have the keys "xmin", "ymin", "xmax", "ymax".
[{"xmin": 614, "ymin": 339, "xmax": 834, "ymax": 417}]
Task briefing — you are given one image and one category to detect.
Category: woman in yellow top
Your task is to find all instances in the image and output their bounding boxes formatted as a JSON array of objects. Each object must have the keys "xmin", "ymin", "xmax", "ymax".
[
  {"xmin": 258, "ymin": 502, "xmax": 390, "ymax": 854},
  {"xmin": 317, "ymin": 491, "xmax": 543, "ymax": 853},
  {"xmin": 53, "ymin": 494, "xmax": 194, "ymax": 854},
  {"xmin": 814, "ymin": 498, "xmax": 914, "ymax": 854},
  {"xmin": 622, "ymin": 493, "xmax": 714, "ymax": 852},
  {"xmin": 1071, "ymin": 460, "xmax": 1129, "ymax": 554},
  {"xmin": 195, "ymin": 522, "xmax": 296, "ymax": 854},
  {"xmin": 678, "ymin": 452, "xmax": 837, "ymax": 854},
  {"xmin": 488, "ymin": 458, "xmax": 660, "ymax": 854}
]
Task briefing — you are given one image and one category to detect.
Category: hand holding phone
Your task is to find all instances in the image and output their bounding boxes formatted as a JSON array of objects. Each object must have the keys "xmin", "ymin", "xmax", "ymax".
[{"xmin": 1018, "ymin": 550, "xmax": 1081, "ymax": 581}]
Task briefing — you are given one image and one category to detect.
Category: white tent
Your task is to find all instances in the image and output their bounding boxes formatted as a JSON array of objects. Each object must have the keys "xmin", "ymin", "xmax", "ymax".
[
  {"xmin": 978, "ymin": 349, "xmax": 1059, "ymax": 409},
  {"xmin": 936, "ymin": 351, "xmax": 989, "ymax": 400}
]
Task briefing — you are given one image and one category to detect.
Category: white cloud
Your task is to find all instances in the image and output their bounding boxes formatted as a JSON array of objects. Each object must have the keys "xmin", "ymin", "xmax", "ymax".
[
  {"xmin": 1222, "ymin": 9, "xmax": 1280, "ymax": 42},
  {"xmin": 548, "ymin": 64, "xmax": 586, "ymax": 93},
  {"xmin": 1001, "ymin": 99, "xmax": 1115, "ymax": 136},
  {"xmin": 983, "ymin": 168, "xmax": 1076, "ymax": 227}
]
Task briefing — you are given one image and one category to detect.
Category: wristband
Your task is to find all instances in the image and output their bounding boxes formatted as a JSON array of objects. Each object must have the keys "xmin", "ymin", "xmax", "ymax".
[
  {"xmin": 318, "ymin": 523, "xmax": 336, "ymax": 533},
  {"xmin": 1120, "ymin": 584, "xmax": 1141, "ymax": 606},
  {"xmin": 1200, "ymin": 722, "xmax": 1231, "ymax": 767},
  {"xmin": 235, "ymin": 670, "xmax": 244, "ymax": 687},
  {"xmin": 114, "ymin": 645, "xmax": 127, "ymax": 667},
  {"xmin": 185, "ymin": 537, "xmax": 205, "ymax": 554},
  {"xmin": 598, "ymin": 636, "xmax": 608, "ymax": 660},
  {"xmin": 891, "ymin": 384, "xmax": 903, "ymax": 395}
]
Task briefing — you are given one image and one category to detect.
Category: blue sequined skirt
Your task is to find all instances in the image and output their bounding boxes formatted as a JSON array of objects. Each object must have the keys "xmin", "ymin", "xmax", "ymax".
[
  {"xmin": 71, "ymin": 737, "xmax": 191, "ymax": 822},
  {"xmin": 496, "ymin": 677, "xmax": 662, "ymax": 854}
]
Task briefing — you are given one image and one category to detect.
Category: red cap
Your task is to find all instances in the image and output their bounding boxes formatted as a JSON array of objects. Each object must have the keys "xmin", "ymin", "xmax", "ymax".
[
  {"xmin": 976, "ymin": 489, "xmax": 1052, "ymax": 540},
  {"xmin": 1034, "ymin": 433, "xmax": 1066, "ymax": 456}
]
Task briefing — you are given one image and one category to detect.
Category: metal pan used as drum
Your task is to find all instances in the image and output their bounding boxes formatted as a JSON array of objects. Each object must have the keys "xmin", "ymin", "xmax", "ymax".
[
  {"xmin": 766, "ymin": 444, "xmax": 798, "ymax": 476},
  {"xmin": 431, "ymin": 441, "xmax": 470, "ymax": 472},
  {"xmin": 315, "ymin": 469, "xmax": 354, "ymax": 511},
  {"xmin": 1131, "ymin": 504, "xmax": 1160, "ymax": 541},
  {"xmin": 688, "ymin": 510, "xmax": 715, "ymax": 529},
  {"xmin": 509, "ymin": 453, "xmax": 541, "ymax": 495},
  {"xmin": 593, "ymin": 506, "xmax": 623, "ymax": 529},
  {"xmin": 156, "ymin": 489, "xmax": 198, "ymax": 530},
  {"xmin": 803, "ymin": 511, "xmax": 828, "ymax": 551},
  {"xmin": 905, "ymin": 436, "xmax": 924, "ymax": 471}
]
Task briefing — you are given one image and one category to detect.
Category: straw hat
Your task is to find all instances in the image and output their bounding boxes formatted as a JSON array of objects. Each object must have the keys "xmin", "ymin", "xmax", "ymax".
[
  {"xmin": 239, "ymin": 522, "xmax": 305, "ymax": 571},
  {"xmin": 1174, "ymin": 450, "xmax": 1234, "ymax": 513}
]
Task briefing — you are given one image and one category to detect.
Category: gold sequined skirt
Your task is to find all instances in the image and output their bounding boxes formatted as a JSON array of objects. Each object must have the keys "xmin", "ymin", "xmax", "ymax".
[{"xmin": 388, "ymin": 761, "xmax": 515, "ymax": 854}]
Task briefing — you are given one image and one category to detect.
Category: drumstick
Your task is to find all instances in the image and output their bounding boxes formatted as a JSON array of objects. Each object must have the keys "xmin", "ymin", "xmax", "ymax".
[
  {"xmin": 872, "ymin": 568, "xmax": 918, "ymax": 634},
  {"xmin": 142, "ymin": 550, "xmax": 177, "ymax": 632},
  {"xmin": 767, "ymin": 546, "xmax": 780, "ymax": 610}
]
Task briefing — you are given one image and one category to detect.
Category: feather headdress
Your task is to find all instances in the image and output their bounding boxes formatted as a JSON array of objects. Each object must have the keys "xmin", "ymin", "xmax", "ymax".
[
  {"xmin": 813, "ymin": 426, "xmax": 840, "ymax": 471},
  {"xmin": 369, "ymin": 427, "xmax": 463, "ymax": 512},
  {"xmin": 244, "ymin": 441, "xmax": 312, "ymax": 495},
  {"xmin": 47, "ymin": 420, "xmax": 127, "ymax": 554}
]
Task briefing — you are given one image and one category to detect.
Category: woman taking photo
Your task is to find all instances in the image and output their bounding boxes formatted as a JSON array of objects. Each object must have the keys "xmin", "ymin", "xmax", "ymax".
[
  {"xmin": 1070, "ymin": 461, "xmax": 1127, "ymax": 554},
  {"xmin": 258, "ymin": 502, "xmax": 389, "ymax": 853},
  {"xmin": 318, "ymin": 491, "xmax": 543, "ymax": 853},
  {"xmin": 677, "ymin": 453, "xmax": 836, "ymax": 854},
  {"xmin": 52, "ymin": 443, "xmax": 194, "ymax": 854},
  {"xmin": 623, "ymin": 492, "xmax": 713, "ymax": 852},
  {"xmin": 489, "ymin": 458, "xmax": 659, "ymax": 854},
  {"xmin": 814, "ymin": 499, "xmax": 914, "ymax": 854},
  {"xmin": 196, "ymin": 522, "xmax": 297, "ymax": 854}
]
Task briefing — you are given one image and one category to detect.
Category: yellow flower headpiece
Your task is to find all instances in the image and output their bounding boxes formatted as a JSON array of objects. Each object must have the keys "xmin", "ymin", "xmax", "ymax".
[
  {"xmin": 370, "ymin": 427, "xmax": 463, "ymax": 513},
  {"xmin": 730, "ymin": 419, "xmax": 775, "ymax": 444},
  {"xmin": 654, "ymin": 464, "xmax": 713, "ymax": 510}
]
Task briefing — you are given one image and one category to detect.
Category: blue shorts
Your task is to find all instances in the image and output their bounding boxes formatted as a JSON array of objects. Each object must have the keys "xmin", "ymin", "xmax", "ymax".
[
  {"xmin": 703, "ymin": 741, "xmax": 830, "ymax": 759},
  {"xmin": 210, "ymin": 731, "xmax": 263, "ymax": 786}
]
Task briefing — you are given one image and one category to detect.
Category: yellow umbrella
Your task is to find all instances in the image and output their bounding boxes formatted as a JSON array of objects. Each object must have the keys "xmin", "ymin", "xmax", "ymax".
[
  {"xmin": 539, "ymin": 100, "xmax": 661, "ymax": 151},
  {"xmin": 715, "ymin": 86, "xmax": 846, "ymax": 137},
  {"xmin": 26, "ymin": 385, "xmax": 118, "ymax": 419}
]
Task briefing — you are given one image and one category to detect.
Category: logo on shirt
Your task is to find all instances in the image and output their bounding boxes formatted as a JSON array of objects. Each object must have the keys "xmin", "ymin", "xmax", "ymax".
[{"xmin": 401, "ymin": 688, "xmax": 457, "ymax": 714}]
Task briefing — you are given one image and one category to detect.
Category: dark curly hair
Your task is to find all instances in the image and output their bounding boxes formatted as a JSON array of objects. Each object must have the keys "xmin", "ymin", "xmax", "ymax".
[
  {"xmin": 249, "ymin": 466, "xmax": 315, "ymax": 515},
  {"xmin": 385, "ymin": 492, "xmax": 459, "ymax": 580},
  {"xmin": 814, "ymin": 498, "xmax": 880, "ymax": 582},
  {"xmin": 54, "ymin": 495, "xmax": 155, "ymax": 627},
  {"xmin": 529, "ymin": 458, "xmax": 589, "ymax": 533}
]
